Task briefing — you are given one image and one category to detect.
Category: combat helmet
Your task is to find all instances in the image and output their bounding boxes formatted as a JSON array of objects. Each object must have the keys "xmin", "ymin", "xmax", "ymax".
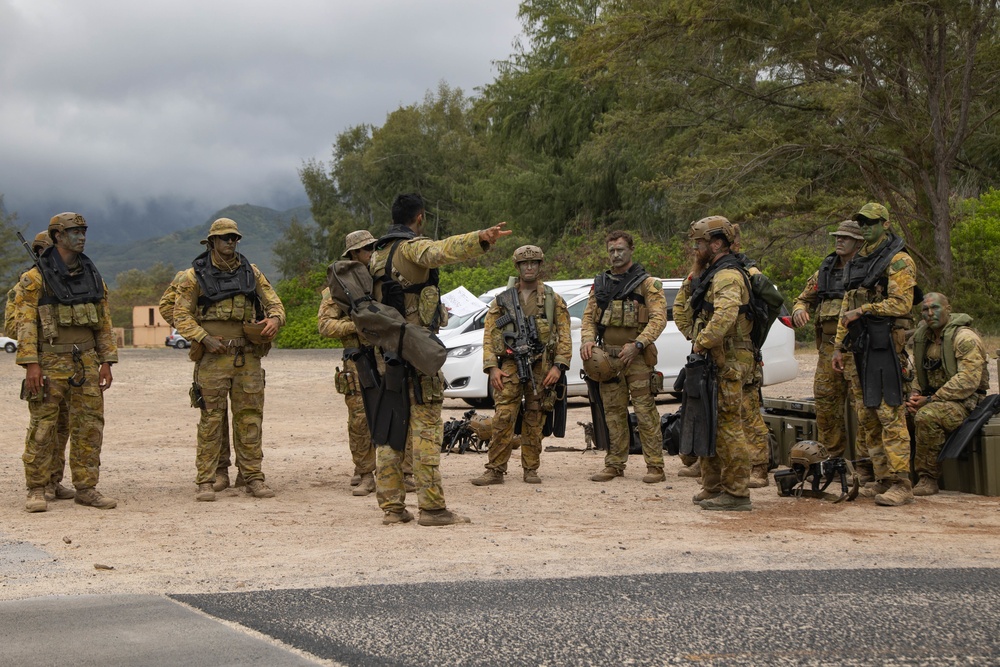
[
  {"xmin": 583, "ymin": 347, "xmax": 619, "ymax": 382},
  {"xmin": 688, "ymin": 216, "xmax": 735, "ymax": 243},
  {"xmin": 48, "ymin": 212, "xmax": 87, "ymax": 241},
  {"xmin": 789, "ymin": 440, "xmax": 830, "ymax": 469},
  {"xmin": 201, "ymin": 218, "xmax": 242, "ymax": 245},
  {"xmin": 32, "ymin": 231, "xmax": 53, "ymax": 254},
  {"xmin": 342, "ymin": 229, "xmax": 377, "ymax": 258},
  {"xmin": 513, "ymin": 245, "xmax": 544, "ymax": 264}
]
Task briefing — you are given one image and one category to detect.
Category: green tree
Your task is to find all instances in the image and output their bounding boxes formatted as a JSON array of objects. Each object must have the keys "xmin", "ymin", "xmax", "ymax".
[{"xmin": 108, "ymin": 263, "xmax": 177, "ymax": 330}]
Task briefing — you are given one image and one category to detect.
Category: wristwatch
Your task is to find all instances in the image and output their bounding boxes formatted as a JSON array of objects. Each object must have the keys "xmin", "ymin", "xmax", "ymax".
[
  {"xmin": 633, "ymin": 341, "xmax": 644, "ymax": 352},
  {"xmin": 556, "ymin": 363, "xmax": 569, "ymax": 372}
]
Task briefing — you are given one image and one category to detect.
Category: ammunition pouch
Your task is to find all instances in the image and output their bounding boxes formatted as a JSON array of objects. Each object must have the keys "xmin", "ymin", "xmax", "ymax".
[
  {"xmin": 188, "ymin": 340, "xmax": 206, "ymax": 362},
  {"xmin": 242, "ymin": 321, "xmax": 269, "ymax": 344},
  {"xmin": 189, "ymin": 382, "xmax": 206, "ymax": 409},
  {"xmin": 335, "ymin": 366, "xmax": 359, "ymax": 395},
  {"xmin": 642, "ymin": 341, "xmax": 658, "ymax": 367},
  {"xmin": 649, "ymin": 370, "xmax": 664, "ymax": 396}
]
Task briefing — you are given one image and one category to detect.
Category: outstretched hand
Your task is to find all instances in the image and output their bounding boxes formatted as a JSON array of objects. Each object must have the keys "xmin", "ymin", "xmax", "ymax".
[{"xmin": 479, "ymin": 222, "xmax": 512, "ymax": 246}]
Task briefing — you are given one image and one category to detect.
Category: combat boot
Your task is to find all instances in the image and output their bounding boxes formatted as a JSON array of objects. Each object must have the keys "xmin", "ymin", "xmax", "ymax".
[
  {"xmin": 212, "ymin": 469, "xmax": 230, "ymax": 492},
  {"xmin": 75, "ymin": 487, "xmax": 117, "ymax": 510},
  {"xmin": 590, "ymin": 466, "xmax": 623, "ymax": 482},
  {"xmin": 859, "ymin": 480, "xmax": 891, "ymax": 498},
  {"xmin": 523, "ymin": 469, "xmax": 541, "ymax": 484},
  {"xmin": 700, "ymin": 492, "xmax": 752, "ymax": 511},
  {"xmin": 234, "ymin": 471, "xmax": 246, "ymax": 488},
  {"xmin": 692, "ymin": 489, "xmax": 720, "ymax": 505},
  {"xmin": 404, "ymin": 474, "xmax": 416, "ymax": 492},
  {"xmin": 418, "ymin": 508, "xmax": 472, "ymax": 526},
  {"xmin": 350, "ymin": 473, "xmax": 362, "ymax": 487},
  {"xmin": 246, "ymin": 480, "xmax": 275, "ymax": 498},
  {"xmin": 747, "ymin": 465, "xmax": 769, "ymax": 488},
  {"xmin": 352, "ymin": 472, "xmax": 376, "ymax": 496},
  {"xmin": 642, "ymin": 467, "xmax": 666, "ymax": 484},
  {"xmin": 875, "ymin": 478, "xmax": 914, "ymax": 506},
  {"xmin": 677, "ymin": 461, "xmax": 701, "ymax": 478},
  {"xmin": 25, "ymin": 487, "xmax": 47, "ymax": 513},
  {"xmin": 196, "ymin": 482, "xmax": 216, "ymax": 502},
  {"xmin": 912, "ymin": 475, "xmax": 939, "ymax": 497},
  {"xmin": 382, "ymin": 509, "xmax": 414, "ymax": 525},
  {"xmin": 471, "ymin": 469, "xmax": 504, "ymax": 486},
  {"xmin": 45, "ymin": 482, "xmax": 75, "ymax": 501}
]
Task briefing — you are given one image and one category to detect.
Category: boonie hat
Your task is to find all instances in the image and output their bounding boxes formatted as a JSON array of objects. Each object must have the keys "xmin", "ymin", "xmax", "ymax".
[
  {"xmin": 830, "ymin": 220, "xmax": 864, "ymax": 240},
  {"xmin": 201, "ymin": 218, "xmax": 242, "ymax": 245},
  {"xmin": 341, "ymin": 230, "xmax": 377, "ymax": 258}
]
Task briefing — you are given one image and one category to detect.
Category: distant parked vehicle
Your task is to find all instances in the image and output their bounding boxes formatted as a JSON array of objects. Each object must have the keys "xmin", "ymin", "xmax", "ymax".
[
  {"xmin": 0, "ymin": 336, "xmax": 17, "ymax": 353},
  {"xmin": 165, "ymin": 329, "xmax": 189, "ymax": 349}
]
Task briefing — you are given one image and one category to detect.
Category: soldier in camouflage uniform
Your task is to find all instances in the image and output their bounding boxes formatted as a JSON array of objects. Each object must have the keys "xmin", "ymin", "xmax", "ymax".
[
  {"xmin": 581, "ymin": 231, "xmax": 668, "ymax": 484},
  {"xmin": 173, "ymin": 218, "xmax": 286, "ymax": 502},
  {"xmin": 906, "ymin": 293, "xmax": 990, "ymax": 496},
  {"xmin": 686, "ymin": 216, "xmax": 754, "ymax": 511},
  {"xmin": 791, "ymin": 221, "xmax": 866, "ymax": 464},
  {"xmin": 833, "ymin": 203, "xmax": 917, "ymax": 507},
  {"xmin": 16, "ymin": 213, "xmax": 118, "ymax": 512},
  {"xmin": 7, "ymin": 232, "xmax": 73, "ymax": 503},
  {"xmin": 370, "ymin": 193, "xmax": 510, "ymax": 526},
  {"xmin": 318, "ymin": 229, "xmax": 380, "ymax": 496},
  {"xmin": 730, "ymin": 224, "xmax": 772, "ymax": 488},
  {"xmin": 470, "ymin": 245, "xmax": 572, "ymax": 486}
]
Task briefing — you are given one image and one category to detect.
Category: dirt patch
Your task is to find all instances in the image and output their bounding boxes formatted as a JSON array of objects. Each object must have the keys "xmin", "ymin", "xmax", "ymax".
[{"xmin": 1, "ymin": 347, "xmax": 998, "ymax": 601}]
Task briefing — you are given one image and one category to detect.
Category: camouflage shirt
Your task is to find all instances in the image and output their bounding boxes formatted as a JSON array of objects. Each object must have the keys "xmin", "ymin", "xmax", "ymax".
[
  {"xmin": 317, "ymin": 286, "xmax": 367, "ymax": 348},
  {"xmin": 692, "ymin": 266, "xmax": 751, "ymax": 353},
  {"xmin": 14, "ymin": 267, "xmax": 118, "ymax": 368},
  {"xmin": 482, "ymin": 281, "xmax": 572, "ymax": 373},
  {"xmin": 919, "ymin": 322, "xmax": 989, "ymax": 403},
  {"xmin": 673, "ymin": 275, "xmax": 694, "ymax": 341},
  {"xmin": 835, "ymin": 238, "xmax": 916, "ymax": 348}
]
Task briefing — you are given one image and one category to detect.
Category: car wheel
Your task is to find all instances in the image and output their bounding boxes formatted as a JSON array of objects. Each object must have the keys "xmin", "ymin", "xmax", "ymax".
[
  {"xmin": 4, "ymin": 342, "xmax": 15, "ymax": 353},
  {"xmin": 176, "ymin": 340, "xmax": 189, "ymax": 349}
]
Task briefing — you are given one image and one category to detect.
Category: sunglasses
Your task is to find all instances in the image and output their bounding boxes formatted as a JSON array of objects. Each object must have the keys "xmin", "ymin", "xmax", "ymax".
[
  {"xmin": 856, "ymin": 216, "xmax": 884, "ymax": 227},
  {"xmin": 215, "ymin": 234, "xmax": 241, "ymax": 242}
]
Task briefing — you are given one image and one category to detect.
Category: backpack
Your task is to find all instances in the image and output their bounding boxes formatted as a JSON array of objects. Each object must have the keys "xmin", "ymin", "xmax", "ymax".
[
  {"xmin": 746, "ymin": 271, "xmax": 785, "ymax": 351},
  {"xmin": 326, "ymin": 260, "xmax": 446, "ymax": 377}
]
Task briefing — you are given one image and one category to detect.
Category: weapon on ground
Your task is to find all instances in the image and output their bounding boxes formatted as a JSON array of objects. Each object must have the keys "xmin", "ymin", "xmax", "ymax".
[
  {"xmin": 775, "ymin": 457, "xmax": 860, "ymax": 503},
  {"xmin": 442, "ymin": 409, "xmax": 489, "ymax": 454},
  {"xmin": 495, "ymin": 288, "xmax": 544, "ymax": 394}
]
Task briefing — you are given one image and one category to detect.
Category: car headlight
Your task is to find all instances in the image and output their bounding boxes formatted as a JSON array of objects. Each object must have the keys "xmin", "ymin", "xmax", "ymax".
[{"xmin": 448, "ymin": 344, "xmax": 482, "ymax": 358}]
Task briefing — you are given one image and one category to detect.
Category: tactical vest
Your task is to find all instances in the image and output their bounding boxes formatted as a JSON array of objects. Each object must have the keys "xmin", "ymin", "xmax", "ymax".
[
  {"xmin": 191, "ymin": 252, "xmax": 261, "ymax": 323},
  {"xmin": 689, "ymin": 253, "xmax": 752, "ymax": 342},
  {"xmin": 842, "ymin": 233, "xmax": 906, "ymax": 303},
  {"xmin": 34, "ymin": 248, "xmax": 105, "ymax": 340},
  {"xmin": 371, "ymin": 226, "xmax": 447, "ymax": 331},
  {"xmin": 913, "ymin": 314, "xmax": 989, "ymax": 394},
  {"xmin": 814, "ymin": 253, "xmax": 847, "ymax": 322},
  {"xmin": 593, "ymin": 264, "xmax": 650, "ymax": 345},
  {"xmin": 492, "ymin": 283, "xmax": 557, "ymax": 356}
]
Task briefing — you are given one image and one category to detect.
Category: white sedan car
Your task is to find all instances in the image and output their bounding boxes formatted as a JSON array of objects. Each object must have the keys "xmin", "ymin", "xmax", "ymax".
[
  {"xmin": 441, "ymin": 278, "xmax": 798, "ymax": 408},
  {"xmin": 0, "ymin": 336, "xmax": 17, "ymax": 353}
]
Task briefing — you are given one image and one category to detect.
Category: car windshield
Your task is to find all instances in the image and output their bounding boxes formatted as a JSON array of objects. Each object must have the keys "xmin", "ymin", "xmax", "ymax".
[{"xmin": 441, "ymin": 310, "xmax": 481, "ymax": 331}]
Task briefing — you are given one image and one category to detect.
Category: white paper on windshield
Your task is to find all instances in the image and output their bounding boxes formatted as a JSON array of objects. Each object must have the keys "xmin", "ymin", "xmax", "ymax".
[{"xmin": 441, "ymin": 286, "xmax": 485, "ymax": 317}]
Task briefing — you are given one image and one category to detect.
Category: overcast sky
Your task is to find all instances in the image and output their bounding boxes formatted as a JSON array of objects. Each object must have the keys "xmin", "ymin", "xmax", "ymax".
[{"xmin": 0, "ymin": 0, "xmax": 524, "ymax": 241}]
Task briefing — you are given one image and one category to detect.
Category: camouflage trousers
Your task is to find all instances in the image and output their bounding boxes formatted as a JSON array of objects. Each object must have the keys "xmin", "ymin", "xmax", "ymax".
[
  {"xmin": 702, "ymin": 348, "xmax": 754, "ymax": 498},
  {"xmin": 376, "ymin": 370, "xmax": 445, "ymax": 513},
  {"xmin": 815, "ymin": 341, "xmax": 851, "ymax": 457},
  {"xmin": 23, "ymin": 349, "xmax": 104, "ymax": 490},
  {"xmin": 486, "ymin": 360, "xmax": 549, "ymax": 474},
  {"xmin": 744, "ymin": 374, "xmax": 769, "ymax": 467},
  {"xmin": 843, "ymin": 355, "xmax": 910, "ymax": 480},
  {"xmin": 339, "ymin": 358, "xmax": 376, "ymax": 476},
  {"xmin": 913, "ymin": 399, "xmax": 970, "ymax": 479},
  {"xmin": 194, "ymin": 350, "xmax": 266, "ymax": 485},
  {"xmin": 599, "ymin": 356, "xmax": 663, "ymax": 472}
]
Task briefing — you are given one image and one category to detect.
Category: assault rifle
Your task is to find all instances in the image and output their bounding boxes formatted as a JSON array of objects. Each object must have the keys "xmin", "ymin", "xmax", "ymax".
[
  {"xmin": 494, "ymin": 288, "xmax": 544, "ymax": 393},
  {"xmin": 16, "ymin": 231, "xmax": 40, "ymax": 267},
  {"xmin": 442, "ymin": 409, "xmax": 487, "ymax": 454}
]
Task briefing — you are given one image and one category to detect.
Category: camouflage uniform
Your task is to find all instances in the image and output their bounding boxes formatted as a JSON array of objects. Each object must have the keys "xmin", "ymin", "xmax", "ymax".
[
  {"xmin": 370, "ymin": 229, "xmax": 490, "ymax": 514},
  {"xmin": 481, "ymin": 282, "xmax": 572, "ymax": 476},
  {"xmin": 581, "ymin": 274, "xmax": 668, "ymax": 473},
  {"xmin": 317, "ymin": 287, "xmax": 377, "ymax": 479},
  {"xmin": 738, "ymin": 262, "xmax": 770, "ymax": 474},
  {"xmin": 911, "ymin": 315, "xmax": 989, "ymax": 480},
  {"xmin": 793, "ymin": 269, "xmax": 863, "ymax": 459},
  {"xmin": 16, "ymin": 263, "xmax": 118, "ymax": 492},
  {"xmin": 173, "ymin": 258, "xmax": 285, "ymax": 487},
  {"xmin": 691, "ymin": 262, "xmax": 755, "ymax": 499},
  {"xmin": 835, "ymin": 237, "xmax": 916, "ymax": 483}
]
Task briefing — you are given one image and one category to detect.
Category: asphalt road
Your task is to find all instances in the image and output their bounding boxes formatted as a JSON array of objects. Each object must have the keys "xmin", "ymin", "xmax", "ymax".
[{"xmin": 164, "ymin": 568, "xmax": 1000, "ymax": 666}]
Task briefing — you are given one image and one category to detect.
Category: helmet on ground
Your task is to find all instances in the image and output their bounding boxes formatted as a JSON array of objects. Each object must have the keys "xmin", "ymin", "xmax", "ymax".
[
  {"xmin": 342, "ymin": 230, "xmax": 377, "ymax": 258},
  {"xmin": 513, "ymin": 245, "xmax": 544, "ymax": 264},
  {"xmin": 201, "ymin": 218, "xmax": 242, "ymax": 245},
  {"xmin": 583, "ymin": 347, "xmax": 618, "ymax": 382},
  {"xmin": 48, "ymin": 212, "xmax": 87, "ymax": 240},
  {"xmin": 789, "ymin": 440, "xmax": 830, "ymax": 468},
  {"xmin": 689, "ymin": 216, "xmax": 735, "ymax": 243}
]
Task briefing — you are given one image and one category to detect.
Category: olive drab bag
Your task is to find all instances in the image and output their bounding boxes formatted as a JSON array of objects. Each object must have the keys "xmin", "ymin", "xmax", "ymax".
[{"xmin": 326, "ymin": 260, "xmax": 447, "ymax": 377}]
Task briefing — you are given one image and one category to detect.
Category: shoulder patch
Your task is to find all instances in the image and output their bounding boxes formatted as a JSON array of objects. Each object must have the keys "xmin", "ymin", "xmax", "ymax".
[
  {"xmin": 652, "ymin": 279, "xmax": 662, "ymax": 291},
  {"xmin": 890, "ymin": 259, "xmax": 907, "ymax": 272}
]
